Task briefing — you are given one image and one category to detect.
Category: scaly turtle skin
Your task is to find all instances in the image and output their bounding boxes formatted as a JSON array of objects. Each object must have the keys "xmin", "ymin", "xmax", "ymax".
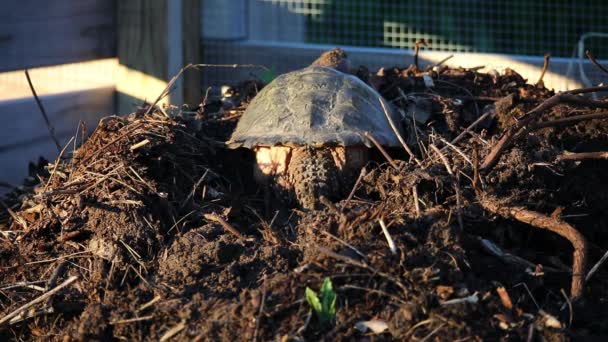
[
  {"xmin": 288, "ymin": 147, "xmax": 340, "ymax": 210},
  {"xmin": 227, "ymin": 50, "xmax": 405, "ymax": 209}
]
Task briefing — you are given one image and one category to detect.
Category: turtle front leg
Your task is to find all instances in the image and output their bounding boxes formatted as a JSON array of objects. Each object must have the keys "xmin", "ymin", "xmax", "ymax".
[{"xmin": 287, "ymin": 147, "xmax": 341, "ymax": 210}]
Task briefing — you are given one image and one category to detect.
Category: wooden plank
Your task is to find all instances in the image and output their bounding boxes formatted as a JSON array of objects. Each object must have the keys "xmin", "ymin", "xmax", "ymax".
[
  {"xmin": 116, "ymin": 0, "xmax": 167, "ymax": 81},
  {"xmin": 116, "ymin": 0, "xmax": 167, "ymax": 114},
  {"xmin": 0, "ymin": 87, "xmax": 115, "ymax": 188},
  {"xmin": 0, "ymin": 59, "xmax": 117, "ymax": 102},
  {"xmin": 0, "ymin": 0, "xmax": 116, "ymax": 71},
  {"xmin": 116, "ymin": 0, "xmax": 201, "ymax": 114},
  {"xmin": 115, "ymin": 65, "xmax": 168, "ymax": 113},
  {"xmin": 0, "ymin": 87, "xmax": 115, "ymax": 148}
]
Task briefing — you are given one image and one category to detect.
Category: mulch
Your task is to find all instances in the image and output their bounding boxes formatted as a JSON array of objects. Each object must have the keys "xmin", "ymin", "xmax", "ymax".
[{"xmin": 1, "ymin": 57, "xmax": 608, "ymax": 341}]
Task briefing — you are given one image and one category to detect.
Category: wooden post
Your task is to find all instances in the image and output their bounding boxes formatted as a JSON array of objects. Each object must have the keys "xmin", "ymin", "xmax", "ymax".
[{"xmin": 116, "ymin": 0, "xmax": 201, "ymax": 114}]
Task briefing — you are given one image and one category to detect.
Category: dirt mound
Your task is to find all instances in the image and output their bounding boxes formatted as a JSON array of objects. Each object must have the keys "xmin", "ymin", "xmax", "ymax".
[{"xmin": 2, "ymin": 62, "xmax": 608, "ymax": 340}]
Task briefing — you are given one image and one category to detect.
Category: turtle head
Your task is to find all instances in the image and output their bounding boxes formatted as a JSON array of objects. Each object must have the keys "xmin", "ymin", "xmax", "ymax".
[{"xmin": 311, "ymin": 48, "xmax": 351, "ymax": 74}]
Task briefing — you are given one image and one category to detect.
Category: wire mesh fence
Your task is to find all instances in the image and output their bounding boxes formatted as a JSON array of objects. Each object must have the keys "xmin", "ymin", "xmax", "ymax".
[
  {"xmin": 303, "ymin": 0, "xmax": 608, "ymax": 57},
  {"xmin": 201, "ymin": 0, "xmax": 608, "ymax": 88}
]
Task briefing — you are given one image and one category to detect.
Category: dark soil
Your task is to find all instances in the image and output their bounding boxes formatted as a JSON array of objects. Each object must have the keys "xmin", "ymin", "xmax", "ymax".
[{"xmin": 2, "ymin": 59, "xmax": 608, "ymax": 341}]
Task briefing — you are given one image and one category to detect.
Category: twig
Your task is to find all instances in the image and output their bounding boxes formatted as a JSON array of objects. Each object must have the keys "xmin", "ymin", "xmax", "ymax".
[
  {"xmin": 434, "ymin": 79, "xmax": 480, "ymax": 117},
  {"xmin": 477, "ymin": 237, "xmax": 564, "ymax": 273},
  {"xmin": 404, "ymin": 319, "xmax": 433, "ymax": 340},
  {"xmin": 557, "ymin": 151, "xmax": 608, "ymax": 161},
  {"xmin": 319, "ymin": 230, "xmax": 367, "ymax": 260},
  {"xmin": 378, "ymin": 219, "xmax": 397, "ymax": 255},
  {"xmin": 429, "ymin": 144, "xmax": 453, "ymax": 175},
  {"xmin": 560, "ymin": 289, "xmax": 573, "ymax": 327},
  {"xmin": 0, "ymin": 199, "xmax": 28, "ymax": 230},
  {"xmin": 46, "ymin": 261, "xmax": 67, "ymax": 290},
  {"xmin": 198, "ymin": 86, "xmax": 212, "ymax": 111},
  {"xmin": 24, "ymin": 70, "xmax": 61, "ymax": 151},
  {"xmin": 192, "ymin": 63, "xmax": 269, "ymax": 71},
  {"xmin": 296, "ymin": 310, "xmax": 313, "ymax": 335},
  {"xmin": 145, "ymin": 64, "xmax": 194, "ymax": 116},
  {"xmin": 567, "ymin": 86, "xmax": 608, "ymax": 95},
  {"xmin": 167, "ymin": 210, "xmax": 195, "ymax": 234},
  {"xmin": 0, "ymin": 282, "xmax": 45, "ymax": 292},
  {"xmin": 585, "ymin": 50, "xmax": 608, "ymax": 76},
  {"xmin": 481, "ymin": 90, "xmax": 608, "ymax": 171},
  {"xmin": 472, "ymin": 142, "xmax": 481, "ymax": 192},
  {"xmin": 440, "ymin": 292, "xmax": 478, "ymax": 306},
  {"xmin": 79, "ymin": 122, "xmax": 144, "ymax": 165},
  {"xmin": 204, "ymin": 213, "xmax": 254, "ymax": 243},
  {"xmin": 137, "ymin": 295, "xmax": 161, "ymax": 313},
  {"xmin": 435, "ymin": 136, "xmax": 473, "ymax": 166},
  {"xmin": 419, "ymin": 323, "xmax": 446, "ymax": 342},
  {"xmin": 363, "ymin": 132, "xmax": 399, "ymax": 170},
  {"xmin": 536, "ymin": 53, "xmax": 550, "ymax": 86},
  {"xmin": 526, "ymin": 323, "xmax": 535, "ymax": 342},
  {"xmin": 0, "ymin": 276, "xmax": 78, "ymax": 326},
  {"xmin": 554, "ymin": 93, "xmax": 608, "ymax": 108},
  {"xmin": 530, "ymin": 111, "xmax": 608, "ymax": 130},
  {"xmin": 111, "ymin": 315, "xmax": 154, "ymax": 325},
  {"xmin": 433, "ymin": 54, "xmax": 454, "ymax": 67},
  {"xmin": 129, "ymin": 139, "xmax": 150, "ymax": 151},
  {"xmin": 314, "ymin": 245, "xmax": 408, "ymax": 295},
  {"xmin": 586, "ymin": 249, "xmax": 608, "ymax": 282},
  {"xmin": 58, "ymin": 222, "xmax": 86, "ymax": 237},
  {"xmin": 344, "ymin": 167, "xmax": 366, "ymax": 206},
  {"xmin": 8, "ymin": 307, "xmax": 52, "ymax": 325},
  {"xmin": 0, "ymin": 281, "xmax": 46, "ymax": 291},
  {"xmin": 413, "ymin": 39, "xmax": 428, "ymax": 69},
  {"xmin": 448, "ymin": 110, "xmax": 493, "ymax": 146},
  {"xmin": 454, "ymin": 173, "xmax": 464, "ymax": 232},
  {"xmin": 479, "ymin": 236, "xmax": 537, "ymax": 269},
  {"xmin": 412, "ymin": 186, "xmax": 421, "ymax": 218},
  {"xmin": 479, "ymin": 195, "xmax": 588, "ymax": 300},
  {"xmin": 379, "ymin": 97, "xmax": 421, "ymax": 166},
  {"xmin": 25, "ymin": 251, "xmax": 91, "ymax": 265},
  {"xmin": 43, "ymin": 137, "xmax": 74, "ymax": 193},
  {"xmin": 160, "ymin": 321, "xmax": 186, "ymax": 342},
  {"xmin": 180, "ymin": 169, "xmax": 209, "ymax": 208},
  {"xmin": 513, "ymin": 283, "xmax": 540, "ymax": 310},
  {"xmin": 252, "ymin": 277, "xmax": 267, "ymax": 342}
]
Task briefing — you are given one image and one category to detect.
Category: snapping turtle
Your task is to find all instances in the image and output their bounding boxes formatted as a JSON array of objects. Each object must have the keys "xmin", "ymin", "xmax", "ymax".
[{"xmin": 227, "ymin": 51, "xmax": 404, "ymax": 209}]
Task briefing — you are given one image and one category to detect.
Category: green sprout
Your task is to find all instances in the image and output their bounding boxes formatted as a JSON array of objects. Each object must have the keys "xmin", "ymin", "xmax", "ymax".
[{"xmin": 305, "ymin": 277, "xmax": 336, "ymax": 324}]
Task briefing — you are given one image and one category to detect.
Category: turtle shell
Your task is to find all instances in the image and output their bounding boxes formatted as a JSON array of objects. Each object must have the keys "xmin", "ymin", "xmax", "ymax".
[{"xmin": 227, "ymin": 66, "xmax": 405, "ymax": 148}]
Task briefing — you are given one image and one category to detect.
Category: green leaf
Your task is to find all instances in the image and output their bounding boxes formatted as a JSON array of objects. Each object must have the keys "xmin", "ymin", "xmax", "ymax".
[
  {"xmin": 306, "ymin": 278, "xmax": 337, "ymax": 324},
  {"xmin": 305, "ymin": 287, "xmax": 322, "ymax": 314},
  {"xmin": 320, "ymin": 277, "xmax": 337, "ymax": 323},
  {"xmin": 321, "ymin": 277, "xmax": 333, "ymax": 294},
  {"xmin": 260, "ymin": 66, "xmax": 277, "ymax": 84},
  {"xmin": 326, "ymin": 289, "xmax": 336, "ymax": 317}
]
